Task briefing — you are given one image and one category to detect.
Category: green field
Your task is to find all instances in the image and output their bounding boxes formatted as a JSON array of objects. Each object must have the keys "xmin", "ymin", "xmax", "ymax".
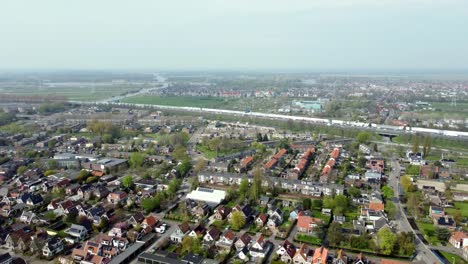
[
  {"xmin": 123, "ymin": 95, "xmax": 293, "ymax": 112},
  {"xmin": 123, "ymin": 95, "xmax": 236, "ymax": 108},
  {"xmin": 439, "ymin": 251, "xmax": 468, "ymax": 264},
  {"xmin": 446, "ymin": 202, "xmax": 468, "ymax": 217},
  {"xmin": 416, "ymin": 221, "xmax": 440, "ymax": 245}
]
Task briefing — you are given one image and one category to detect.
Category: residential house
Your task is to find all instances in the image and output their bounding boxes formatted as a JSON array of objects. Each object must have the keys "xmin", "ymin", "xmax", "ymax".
[
  {"xmin": 108, "ymin": 222, "xmax": 129, "ymax": 237},
  {"xmin": 93, "ymin": 186, "xmax": 110, "ymax": 200},
  {"xmin": 87, "ymin": 206, "xmax": 107, "ymax": 225},
  {"xmin": 203, "ymin": 227, "xmax": 221, "ymax": 244},
  {"xmin": 334, "ymin": 249, "xmax": 348, "ymax": 264},
  {"xmin": 312, "ymin": 246, "xmax": 329, "ymax": 264},
  {"xmin": 71, "ymin": 241, "xmax": 105, "ymax": 264},
  {"xmin": 77, "ymin": 185, "xmax": 93, "ymax": 200},
  {"xmin": 259, "ymin": 196, "xmax": 270, "ymax": 206},
  {"xmin": 368, "ymin": 201, "xmax": 385, "ymax": 212},
  {"xmin": 449, "ymin": 231, "xmax": 468, "ymax": 249},
  {"xmin": 141, "ymin": 215, "xmax": 158, "ymax": 230},
  {"xmin": 128, "ymin": 212, "xmax": 145, "ymax": 227},
  {"xmin": 256, "ymin": 213, "xmax": 268, "ymax": 227},
  {"xmin": 107, "ymin": 190, "xmax": 128, "ymax": 205},
  {"xmin": 42, "ymin": 237, "xmax": 64, "ymax": 258},
  {"xmin": 249, "ymin": 234, "xmax": 270, "ymax": 258},
  {"xmin": 192, "ymin": 203, "xmax": 210, "ymax": 219},
  {"xmin": 234, "ymin": 232, "xmax": 251, "ymax": 251},
  {"xmin": 170, "ymin": 222, "xmax": 191, "ymax": 243},
  {"xmin": 188, "ymin": 224, "xmax": 206, "ymax": 238},
  {"xmin": 19, "ymin": 211, "xmax": 36, "ymax": 224},
  {"xmin": 228, "ymin": 204, "xmax": 254, "ymax": 222},
  {"xmin": 214, "ymin": 205, "xmax": 231, "ymax": 220},
  {"xmin": 297, "ymin": 211, "xmax": 323, "ymax": 234},
  {"xmin": 66, "ymin": 224, "xmax": 88, "ymax": 240},
  {"xmin": 293, "ymin": 243, "xmax": 313, "ymax": 264},
  {"xmin": 333, "ymin": 215, "xmax": 346, "ymax": 224},
  {"xmin": 5, "ymin": 229, "xmax": 33, "ymax": 252},
  {"xmin": 276, "ymin": 239, "xmax": 296, "ymax": 263},
  {"xmin": 66, "ymin": 183, "xmax": 80, "ymax": 195},
  {"xmin": 216, "ymin": 229, "xmax": 236, "ymax": 250}
]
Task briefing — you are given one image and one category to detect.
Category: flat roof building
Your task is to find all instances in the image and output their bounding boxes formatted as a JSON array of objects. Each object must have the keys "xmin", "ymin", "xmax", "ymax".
[{"xmin": 186, "ymin": 187, "xmax": 226, "ymax": 207}]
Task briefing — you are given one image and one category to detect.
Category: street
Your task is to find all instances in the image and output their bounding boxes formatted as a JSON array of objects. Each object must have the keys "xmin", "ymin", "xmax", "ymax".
[{"xmin": 388, "ymin": 158, "xmax": 442, "ymax": 264}]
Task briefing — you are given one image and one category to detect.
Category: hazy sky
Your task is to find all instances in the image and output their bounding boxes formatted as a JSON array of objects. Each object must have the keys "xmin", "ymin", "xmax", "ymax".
[{"xmin": 1, "ymin": 0, "xmax": 468, "ymax": 71}]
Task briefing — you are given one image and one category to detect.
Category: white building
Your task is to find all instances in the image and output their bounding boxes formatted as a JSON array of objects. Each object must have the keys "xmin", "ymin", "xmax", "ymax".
[{"xmin": 186, "ymin": 187, "xmax": 226, "ymax": 207}]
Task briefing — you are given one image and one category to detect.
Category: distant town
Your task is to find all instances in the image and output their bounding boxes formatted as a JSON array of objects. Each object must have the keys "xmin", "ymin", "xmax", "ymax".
[{"xmin": 0, "ymin": 71, "xmax": 467, "ymax": 264}]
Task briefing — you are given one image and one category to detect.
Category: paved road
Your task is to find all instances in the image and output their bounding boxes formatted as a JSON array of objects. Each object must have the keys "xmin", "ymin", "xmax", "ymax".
[{"xmin": 388, "ymin": 158, "xmax": 442, "ymax": 264}]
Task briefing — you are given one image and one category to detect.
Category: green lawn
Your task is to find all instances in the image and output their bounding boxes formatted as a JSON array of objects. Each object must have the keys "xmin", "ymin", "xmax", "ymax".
[
  {"xmin": 196, "ymin": 144, "xmax": 249, "ymax": 159},
  {"xmin": 439, "ymin": 251, "xmax": 467, "ymax": 264},
  {"xmin": 455, "ymin": 158, "xmax": 468, "ymax": 167},
  {"xmin": 416, "ymin": 221, "xmax": 440, "ymax": 245},
  {"xmin": 311, "ymin": 210, "xmax": 331, "ymax": 223},
  {"xmin": 295, "ymin": 233, "xmax": 322, "ymax": 245},
  {"xmin": 446, "ymin": 202, "xmax": 468, "ymax": 217}
]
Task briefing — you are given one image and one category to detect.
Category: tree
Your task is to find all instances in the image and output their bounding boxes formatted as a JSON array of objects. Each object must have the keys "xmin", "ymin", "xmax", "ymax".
[
  {"xmin": 412, "ymin": 135, "xmax": 420, "ymax": 154},
  {"xmin": 394, "ymin": 232, "xmax": 416, "ymax": 256},
  {"xmin": 172, "ymin": 145, "xmax": 189, "ymax": 161},
  {"xmin": 230, "ymin": 211, "xmax": 246, "ymax": 230},
  {"xmin": 52, "ymin": 187, "xmax": 66, "ymax": 199},
  {"xmin": 181, "ymin": 236, "xmax": 202, "ymax": 254},
  {"xmin": 381, "ymin": 186, "xmax": 395, "ymax": 200},
  {"xmin": 333, "ymin": 195, "xmax": 349, "ymax": 215},
  {"xmin": 347, "ymin": 187, "xmax": 361, "ymax": 198},
  {"xmin": 263, "ymin": 134, "xmax": 269, "ymax": 142},
  {"xmin": 44, "ymin": 211, "xmax": 57, "ymax": 221},
  {"xmin": 357, "ymin": 157, "xmax": 367, "ymax": 168},
  {"xmin": 122, "ymin": 175, "xmax": 134, "ymax": 189},
  {"xmin": 377, "ymin": 227, "xmax": 397, "ymax": 255},
  {"xmin": 423, "ymin": 135, "xmax": 432, "ymax": 157},
  {"xmin": 193, "ymin": 158, "xmax": 206, "ymax": 173},
  {"xmin": 406, "ymin": 192, "xmax": 422, "ymax": 219},
  {"xmin": 302, "ymin": 198, "xmax": 312, "ymax": 210},
  {"xmin": 167, "ymin": 178, "xmax": 181, "ymax": 197},
  {"xmin": 189, "ymin": 177, "xmax": 199, "ymax": 191},
  {"xmin": 400, "ymin": 175, "xmax": 415, "ymax": 193},
  {"xmin": 44, "ymin": 170, "xmax": 55, "ymax": 176},
  {"xmin": 239, "ymin": 178, "xmax": 250, "ymax": 197},
  {"xmin": 141, "ymin": 196, "xmax": 161, "ymax": 213},
  {"xmin": 257, "ymin": 133, "xmax": 263, "ymax": 142},
  {"xmin": 96, "ymin": 217, "xmax": 109, "ymax": 232},
  {"xmin": 77, "ymin": 170, "xmax": 90, "ymax": 182},
  {"xmin": 65, "ymin": 210, "xmax": 78, "ymax": 224},
  {"xmin": 356, "ymin": 131, "xmax": 371, "ymax": 144},
  {"xmin": 453, "ymin": 210, "xmax": 463, "ymax": 225},
  {"xmin": 47, "ymin": 139, "xmax": 57, "ymax": 148},
  {"xmin": 177, "ymin": 159, "xmax": 192, "ymax": 177},
  {"xmin": 384, "ymin": 201, "xmax": 397, "ymax": 220},
  {"xmin": 312, "ymin": 199, "xmax": 323, "ymax": 209},
  {"xmin": 251, "ymin": 167, "xmax": 263, "ymax": 202},
  {"xmin": 435, "ymin": 227, "xmax": 450, "ymax": 241},
  {"xmin": 327, "ymin": 222, "xmax": 344, "ymax": 247},
  {"xmin": 16, "ymin": 165, "xmax": 27, "ymax": 175},
  {"xmin": 129, "ymin": 152, "xmax": 146, "ymax": 169}
]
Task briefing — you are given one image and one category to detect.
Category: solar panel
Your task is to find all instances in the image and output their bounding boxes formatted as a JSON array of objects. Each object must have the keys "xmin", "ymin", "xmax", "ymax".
[{"xmin": 197, "ymin": 187, "xmax": 214, "ymax": 193}]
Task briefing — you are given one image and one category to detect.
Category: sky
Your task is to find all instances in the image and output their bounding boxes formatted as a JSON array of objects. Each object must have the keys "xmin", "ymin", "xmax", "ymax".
[{"xmin": 1, "ymin": 0, "xmax": 468, "ymax": 71}]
